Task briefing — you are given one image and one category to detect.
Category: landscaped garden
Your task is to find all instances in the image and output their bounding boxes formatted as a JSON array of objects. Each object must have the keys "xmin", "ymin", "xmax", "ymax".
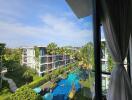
[
  {"xmin": 0, "ymin": 42, "xmax": 96, "ymax": 100},
  {"xmin": 8, "ymin": 63, "xmax": 94, "ymax": 100}
]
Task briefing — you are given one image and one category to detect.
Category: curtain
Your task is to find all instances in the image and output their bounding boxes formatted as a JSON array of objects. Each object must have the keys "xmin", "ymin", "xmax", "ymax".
[
  {"xmin": 130, "ymin": 36, "xmax": 132, "ymax": 83},
  {"xmin": 100, "ymin": 0, "xmax": 132, "ymax": 100}
]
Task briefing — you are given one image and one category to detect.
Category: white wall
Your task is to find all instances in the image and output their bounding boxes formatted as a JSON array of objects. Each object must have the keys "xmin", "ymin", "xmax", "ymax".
[{"xmin": 22, "ymin": 48, "xmax": 36, "ymax": 69}]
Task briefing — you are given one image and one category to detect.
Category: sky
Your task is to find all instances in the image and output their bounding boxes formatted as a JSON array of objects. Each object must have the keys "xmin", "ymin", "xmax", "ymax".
[{"xmin": 0, "ymin": 0, "xmax": 104, "ymax": 48}]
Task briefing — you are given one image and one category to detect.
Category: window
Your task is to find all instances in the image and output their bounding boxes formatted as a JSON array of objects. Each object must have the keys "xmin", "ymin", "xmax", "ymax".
[
  {"xmin": 40, "ymin": 57, "xmax": 47, "ymax": 63},
  {"xmin": 40, "ymin": 65, "xmax": 47, "ymax": 72}
]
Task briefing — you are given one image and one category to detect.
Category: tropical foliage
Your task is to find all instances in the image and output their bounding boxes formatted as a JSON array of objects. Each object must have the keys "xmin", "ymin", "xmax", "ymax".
[
  {"xmin": 27, "ymin": 63, "xmax": 76, "ymax": 88},
  {"xmin": 0, "ymin": 43, "xmax": 6, "ymax": 71},
  {"xmin": 0, "ymin": 43, "xmax": 6, "ymax": 55},
  {"xmin": 10, "ymin": 85, "xmax": 42, "ymax": 100},
  {"xmin": 1, "ymin": 48, "xmax": 39, "ymax": 87},
  {"xmin": 76, "ymin": 42, "xmax": 94, "ymax": 69},
  {"xmin": 3, "ymin": 48, "xmax": 22, "ymax": 69},
  {"xmin": 107, "ymin": 52, "xmax": 114, "ymax": 72},
  {"xmin": 34, "ymin": 46, "xmax": 40, "ymax": 60},
  {"xmin": 23, "ymin": 69, "xmax": 35, "ymax": 83},
  {"xmin": 47, "ymin": 42, "xmax": 75, "ymax": 57},
  {"xmin": 47, "ymin": 42, "xmax": 58, "ymax": 55}
]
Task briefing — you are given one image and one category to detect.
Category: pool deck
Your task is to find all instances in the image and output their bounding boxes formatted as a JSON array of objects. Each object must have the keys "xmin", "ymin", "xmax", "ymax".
[{"xmin": 34, "ymin": 70, "xmax": 81, "ymax": 100}]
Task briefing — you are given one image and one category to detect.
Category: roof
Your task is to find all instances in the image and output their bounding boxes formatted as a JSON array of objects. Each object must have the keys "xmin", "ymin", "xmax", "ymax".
[
  {"xmin": 66, "ymin": 0, "xmax": 92, "ymax": 18},
  {"xmin": 21, "ymin": 45, "xmax": 46, "ymax": 48},
  {"xmin": 21, "ymin": 46, "xmax": 34, "ymax": 49}
]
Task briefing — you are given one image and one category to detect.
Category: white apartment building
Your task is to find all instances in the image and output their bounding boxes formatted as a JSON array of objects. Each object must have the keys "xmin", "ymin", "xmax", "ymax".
[
  {"xmin": 21, "ymin": 46, "xmax": 75, "ymax": 76},
  {"xmin": 22, "ymin": 47, "xmax": 36, "ymax": 69}
]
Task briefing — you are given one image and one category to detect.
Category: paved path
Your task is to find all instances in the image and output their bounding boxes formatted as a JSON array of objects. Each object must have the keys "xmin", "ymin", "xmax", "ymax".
[{"xmin": 2, "ymin": 76, "xmax": 17, "ymax": 92}]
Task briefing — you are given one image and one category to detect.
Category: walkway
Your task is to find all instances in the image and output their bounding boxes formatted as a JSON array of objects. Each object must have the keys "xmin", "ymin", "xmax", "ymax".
[{"xmin": 2, "ymin": 76, "xmax": 17, "ymax": 92}]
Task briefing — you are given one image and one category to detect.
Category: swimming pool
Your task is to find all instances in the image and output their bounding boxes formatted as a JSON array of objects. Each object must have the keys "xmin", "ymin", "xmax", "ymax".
[
  {"xmin": 34, "ymin": 72, "xmax": 81, "ymax": 100},
  {"xmin": 52, "ymin": 73, "xmax": 80, "ymax": 100}
]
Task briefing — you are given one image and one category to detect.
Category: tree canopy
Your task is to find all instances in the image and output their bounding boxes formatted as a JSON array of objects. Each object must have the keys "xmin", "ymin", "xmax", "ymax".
[
  {"xmin": 0, "ymin": 43, "xmax": 6, "ymax": 55},
  {"xmin": 47, "ymin": 42, "xmax": 58, "ymax": 55},
  {"xmin": 10, "ymin": 85, "xmax": 42, "ymax": 100},
  {"xmin": 76, "ymin": 42, "xmax": 94, "ymax": 69}
]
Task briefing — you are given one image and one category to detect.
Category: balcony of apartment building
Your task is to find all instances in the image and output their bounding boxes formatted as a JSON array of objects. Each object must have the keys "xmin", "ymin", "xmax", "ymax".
[
  {"xmin": 23, "ymin": 49, "xmax": 27, "ymax": 56},
  {"xmin": 40, "ymin": 55, "xmax": 53, "ymax": 64},
  {"xmin": 66, "ymin": 0, "xmax": 132, "ymax": 100},
  {"xmin": 47, "ymin": 56, "xmax": 52, "ymax": 63},
  {"xmin": 39, "ymin": 47, "xmax": 47, "ymax": 56}
]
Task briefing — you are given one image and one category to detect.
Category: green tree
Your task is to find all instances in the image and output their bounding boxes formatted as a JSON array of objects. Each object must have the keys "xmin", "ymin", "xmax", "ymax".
[
  {"xmin": 107, "ymin": 53, "xmax": 114, "ymax": 72},
  {"xmin": 74, "ymin": 50, "xmax": 82, "ymax": 61},
  {"xmin": 47, "ymin": 42, "xmax": 57, "ymax": 55},
  {"xmin": 60, "ymin": 47, "xmax": 65, "ymax": 55},
  {"xmin": 78, "ymin": 42, "xmax": 94, "ymax": 69},
  {"xmin": 34, "ymin": 46, "xmax": 40, "ymax": 72},
  {"xmin": 0, "ymin": 43, "xmax": 6, "ymax": 68},
  {"xmin": 56, "ymin": 47, "xmax": 61, "ymax": 54},
  {"xmin": 3, "ymin": 48, "xmax": 22, "ymax": 70},
  {"xmin": 23, "ymin": 69, "xmax": 34, "ymax": 83},
  {"xmin": 0, "ymin": 43, "xmax": 5, "ymax": 55},
  {"xmin": 10, "ymin": 85, "xmax": 42, "ymax": 100}
]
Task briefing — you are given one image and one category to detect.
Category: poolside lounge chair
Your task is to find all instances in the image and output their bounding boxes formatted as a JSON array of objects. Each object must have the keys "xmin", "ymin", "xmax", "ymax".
[
  {"xmin": 68, "ymin": 84, "xmax": 76, "ymax": 99},
  {"xmin": 39, "ymin": 88, "xmax": 49, "ymax": 96}
]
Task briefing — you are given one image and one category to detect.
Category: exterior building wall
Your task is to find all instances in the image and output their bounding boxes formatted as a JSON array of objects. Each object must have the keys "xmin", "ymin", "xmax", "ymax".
[
  {"xmin": 38, "ymin": 55, "xmax": 74, "ymax": 76},
  {"xmin": 22, "ymin": 47, "xmax": 75, "ymax": 76},
  {"xmin": 22, "ymin": 48, "xmax": 36, "ymax": 69},
  {"xmin": 101, "ymin": 40, "xmax": 110, "ymax": 93}
]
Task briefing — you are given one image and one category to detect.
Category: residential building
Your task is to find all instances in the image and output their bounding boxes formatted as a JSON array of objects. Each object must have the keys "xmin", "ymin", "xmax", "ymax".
[
  {"xmin": 22, "ymin": 46, "xmax": 75, "ymax": 76},
  {"xmin": 22, "ymin": 47, "xmax": 36, "ymax": 69},
  {"xmin": 101, "ymin": 39, "xmax": 110, "ymax": 94}
]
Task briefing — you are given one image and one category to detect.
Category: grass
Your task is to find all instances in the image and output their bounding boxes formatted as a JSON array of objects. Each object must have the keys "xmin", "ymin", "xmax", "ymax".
[
  {"xmin": 0, "ymin": 80, "xmax": 12, "ymax": 100},
  {"xmin": 73, "ymin": 79, "xmax": 93, "ymax": 100},
  {"xmin": 73, "ymin": 88, "xmax": 92, "ymax": 100},
  {"xmin": 5, "ymin": 67, "xmax": 40, "ymax": 87},
  {"xmin": 0, "ymin": 88, "xmax": 11, "ymax": 100},
  {"xmin": 0, "ymin": 66, "xmax": 40, "ymax": 100},
  {"xmin": 74, "ymin": 70, "xmax": 94, "ymax": 100},
  {"xmin": 0, "ymin": 62, "xmax": 77, "ymax": 99},
  {"xmin": 79, "ymin": 79, "xmax": 91, "ymax": 88},
  {"xmin": 33, "ymin": 74, "xmax": 41, "ymax": 81}
]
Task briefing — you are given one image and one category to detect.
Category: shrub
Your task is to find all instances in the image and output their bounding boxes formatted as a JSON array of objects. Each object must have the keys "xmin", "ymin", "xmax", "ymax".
[
  {"xmin": 28, "ymin": 74, "xmax": 51, "ymax": 88},
  {"xmin": 58, "ymin": 68, "xmax": 63, "ymax": 74},
  {"xmin": 28, "ymin": 78, "xmax": 43, "ymax": 88},
  {"xmin": 10, "ymin": 85, "xmax": 42, "ymax": 100},
  {"xmin": 28, "ymin": 63, "xmax": 77, "ymax": 88}
]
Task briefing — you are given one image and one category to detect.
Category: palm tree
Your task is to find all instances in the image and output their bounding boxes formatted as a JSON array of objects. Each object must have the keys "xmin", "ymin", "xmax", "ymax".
[
  {"xmin": 0, "ymin": 43, "xmax": 5, "ymax": 88},
  {"xmin": 79, "ymin": 43, "xmax": 94, "ymax": 69},
  {"xmin": 23, "ymin": 69, "xmax": 33, "ymax": 83},
  {"xmin": 107, "ymin": 53, "xmax": 114, "ymax": 72},
  {"xmin": 47, "ymin": 42, "xmax": 58, "ymax": 55}
]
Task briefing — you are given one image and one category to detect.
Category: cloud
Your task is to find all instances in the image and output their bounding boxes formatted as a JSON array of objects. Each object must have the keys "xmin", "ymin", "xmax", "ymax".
[
  {"xmin": 0, "ymin": 0, "xmax": 93, "ymax": 48},
  {"xmin": 41, "ymin": 14, "xmax": 92, "ymax": 39},
  {"xmin": 0, "ymin": 13, "xmax": 93, "ymax": 47},
  {"xmin": 0, "ymin": 0, "xmax": 25, "ymax": 22}
]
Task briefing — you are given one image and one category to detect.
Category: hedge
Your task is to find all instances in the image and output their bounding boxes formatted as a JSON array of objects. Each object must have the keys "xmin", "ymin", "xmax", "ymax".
[
  {"xmin": 27, "ymin": 62, "xmax": 77, "ymax": 89},
  {"xmin": 10, "ymin": 85, "xmax": 42, "ymax": 100}
]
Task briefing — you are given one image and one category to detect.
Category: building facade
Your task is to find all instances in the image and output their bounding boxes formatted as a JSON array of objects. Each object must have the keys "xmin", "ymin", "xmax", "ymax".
[
  {"xmin": 22, "ymin": 46, "xmax": 75, "ymax": 76},
  {"xmin": 22, "ymin": 47, "xmax": 36, "ymax": 69},
  {"xmin": 101, "ymin": 39, "xmax": 110, "ymax": 94}
]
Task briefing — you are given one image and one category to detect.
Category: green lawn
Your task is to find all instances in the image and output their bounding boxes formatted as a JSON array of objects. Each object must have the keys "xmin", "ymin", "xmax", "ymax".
[
  {"xmin": 75, "ymin": 71, "xmax": 94, "ymax": 100},
  {"xmin": 0, "ymin": 88, "xmax": 11, "ymax": 100},
  {"xmin": 0, "ymin": 80, "xmax": 12, "ymax": 100},
  {"xmin": 0, "ymin": 67, "xmax": 40, "ymax": 100},
  {"xmin": 0, "ymin": 63, "xmax": 77, "ymax": 99}
]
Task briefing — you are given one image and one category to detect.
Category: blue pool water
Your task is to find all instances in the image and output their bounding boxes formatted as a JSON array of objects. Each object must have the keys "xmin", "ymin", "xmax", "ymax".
[
  {"xmin": 52, "ymin": 73, "xmax": 80, "ymax": 100},
  {"xmin": 34, "ymin": 73, "xmax": 81, "ymax": 100},
  {"xmin": 33, "ymin": 87, "xmax": 41, "ymax": 93}
]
